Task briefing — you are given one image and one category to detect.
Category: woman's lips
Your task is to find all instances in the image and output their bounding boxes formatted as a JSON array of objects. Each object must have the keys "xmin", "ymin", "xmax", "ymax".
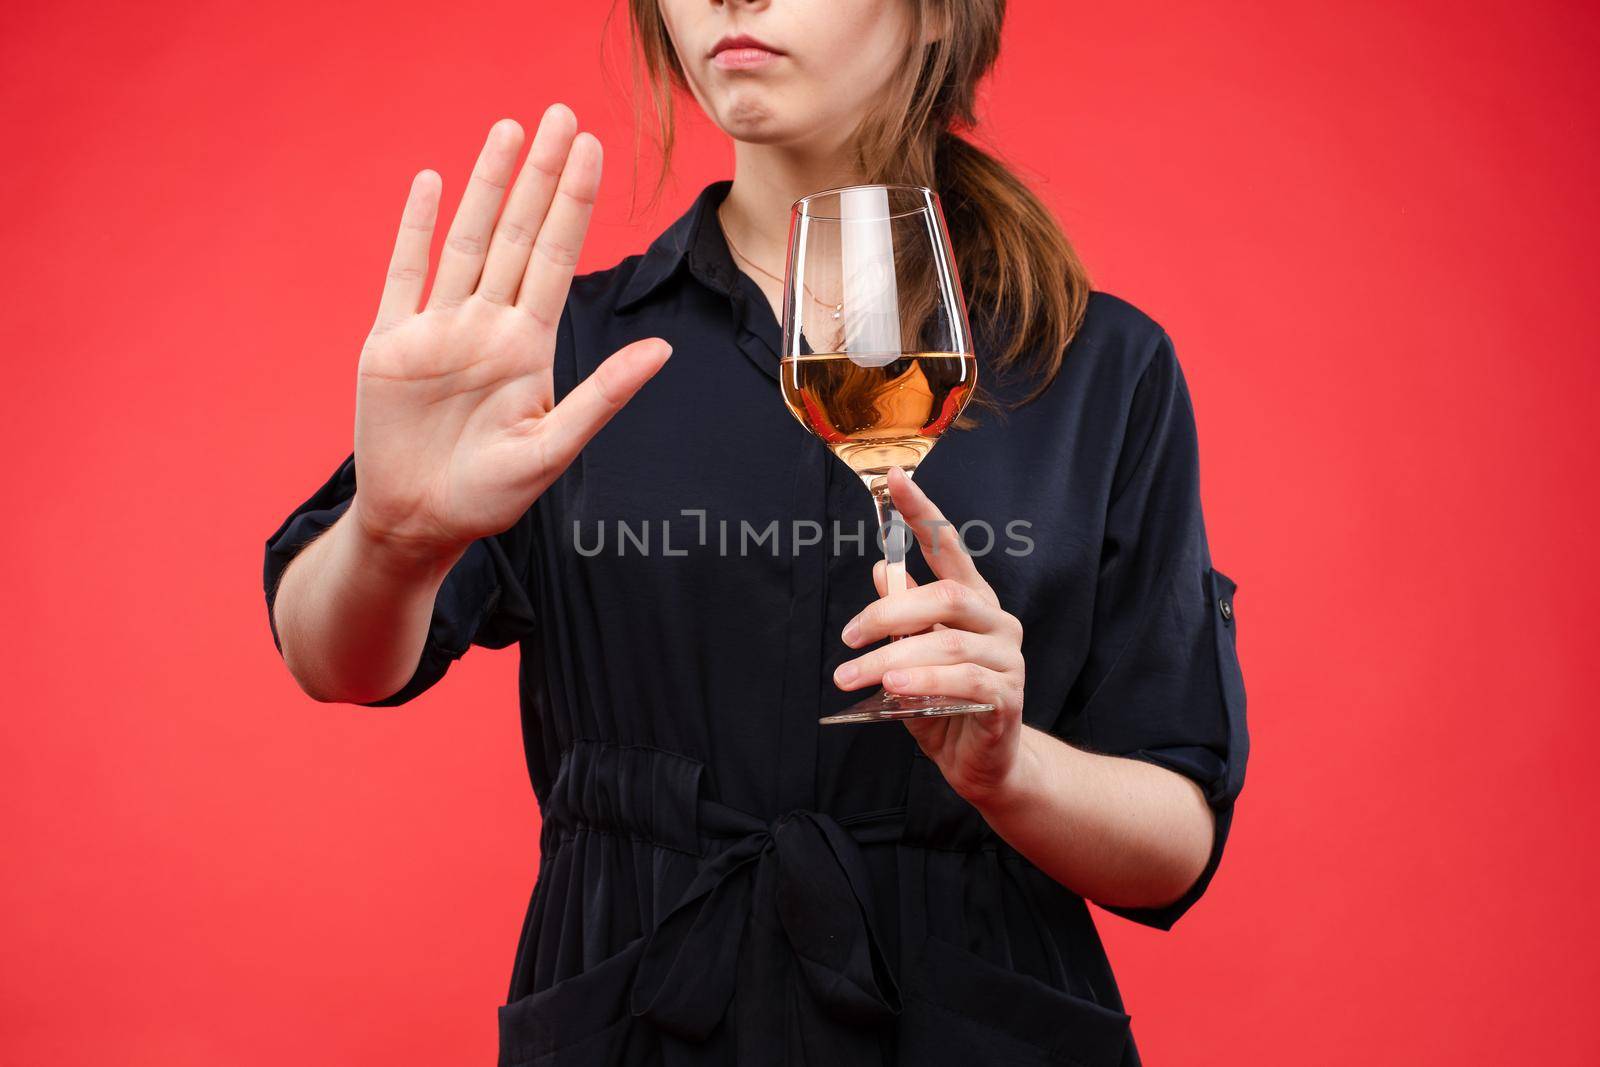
[{"xmin": 711, "ymin": 46, "xmax": 782, "ymax": 71}]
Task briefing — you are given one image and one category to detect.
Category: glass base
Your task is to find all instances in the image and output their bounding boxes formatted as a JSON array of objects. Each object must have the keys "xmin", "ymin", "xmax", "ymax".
[{"xmin": 820, "ymin": 690, "xmax": 996, "ymax": 725}]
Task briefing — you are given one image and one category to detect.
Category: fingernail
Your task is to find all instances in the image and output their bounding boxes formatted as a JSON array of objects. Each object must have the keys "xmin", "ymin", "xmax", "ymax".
[
  {"xmin": 842, "ymin": 619, "xmax": 861, "ymax": 646},
  {"xmin": 884, "ymin": 670, "xmax": 909, "ymax": 689},
  {"xmin": 834, "ymin": 662, "xmax": 858, "ymax": 686}
]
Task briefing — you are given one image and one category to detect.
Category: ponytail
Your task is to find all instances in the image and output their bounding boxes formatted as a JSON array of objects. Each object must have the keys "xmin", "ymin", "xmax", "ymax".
[{"xmin": 932, "ymin": 130, "xmax": 1090, "ymax": 408}]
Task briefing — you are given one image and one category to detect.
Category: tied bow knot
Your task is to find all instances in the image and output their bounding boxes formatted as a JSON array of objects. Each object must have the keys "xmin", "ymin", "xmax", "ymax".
[{"xmin": 628, "ymin": 808, "xmax": 901, "ymax": 1057}]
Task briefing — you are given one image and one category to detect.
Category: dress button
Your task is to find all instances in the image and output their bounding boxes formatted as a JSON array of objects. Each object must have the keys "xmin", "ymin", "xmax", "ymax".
[{"xmin": 1218, "ymin": 598, "xmax": 1233, "ymax": 622}]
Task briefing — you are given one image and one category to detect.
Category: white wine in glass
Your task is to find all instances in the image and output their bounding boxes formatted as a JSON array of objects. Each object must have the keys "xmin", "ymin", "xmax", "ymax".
[{"xmin": 779, "ymin": 185, "xmax": 995, "ymax": 725}]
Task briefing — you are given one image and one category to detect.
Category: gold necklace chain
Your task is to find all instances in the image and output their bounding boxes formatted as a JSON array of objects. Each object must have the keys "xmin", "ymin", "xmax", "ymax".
[
  {"xmin": 715, "ymin": 205, "xmax": 843, "ymax": 321},
  {"xmin": 716, "ymin": 206, "xmax": 783, "ymax": 286}
]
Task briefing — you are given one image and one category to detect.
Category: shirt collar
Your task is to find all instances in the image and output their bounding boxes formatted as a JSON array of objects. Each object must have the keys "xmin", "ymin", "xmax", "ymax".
[{"xmin": 615, "ymin": 179, "xmax": 741, "ymax": 312}]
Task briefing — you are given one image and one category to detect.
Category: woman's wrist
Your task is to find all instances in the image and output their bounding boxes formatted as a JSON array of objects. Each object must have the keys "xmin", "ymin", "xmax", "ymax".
[
  {"xmin": 345, "ymin": 493, "xmax": 467, "ymax": 583},
  {"xmin": 968, "ymin": 725, "xmax": 1048, "ymax": 823}
]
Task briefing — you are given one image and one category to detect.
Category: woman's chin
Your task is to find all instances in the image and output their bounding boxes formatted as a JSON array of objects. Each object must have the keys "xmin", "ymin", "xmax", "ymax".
[
  {"xmin": 717, "ymin": 112, "xmax": 839, "ymax": 154},
  {"xmin": 711, "ymin": 92, "xmax": 821, "ymax": 144}
]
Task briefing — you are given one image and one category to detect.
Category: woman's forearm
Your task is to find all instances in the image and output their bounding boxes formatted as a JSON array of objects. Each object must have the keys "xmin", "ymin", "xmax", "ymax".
[
  {"xmin": 973, "ymin": 725, "xmax": 1216, "ymax": 910},
  {"xmin": 271, "ymin": 494, "xmax": 464, "ymax": 705}
]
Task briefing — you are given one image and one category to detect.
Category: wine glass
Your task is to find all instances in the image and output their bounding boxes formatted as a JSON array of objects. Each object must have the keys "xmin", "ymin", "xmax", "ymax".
[{"xmin": 779, "ymin": 184, "xmax": 996, "ymax": 726}]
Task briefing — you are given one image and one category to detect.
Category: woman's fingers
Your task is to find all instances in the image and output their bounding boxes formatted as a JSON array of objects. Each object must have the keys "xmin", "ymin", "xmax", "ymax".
[
  {"xmin": 881, "ymin": 662, "xmax": 1019, "ymax": 714},
  {"xmin": 872, "ymin": 558, "xmax": 918, "ymax": 597},
  {"xmin": 534, "ymin": 338, "xmax": 673, "ymax": 475},
  {"xmin": 516, "ymin": 132, "xmax": 602, "ymax": 328},
  {"xmin": 373, "ymin": 170, "xmax": 442, "ymax": 333},
  {"xmin": 842, "ymin": 577, "xmax": 1013, "ymax": 647},
  {"xmin": 427, "ymin": 119, "xmax": 526, "ymax": 309},
  {"xmin": 476, "ymin": 104, "xmax": 578, "ymax": 305},
  {"xmin": 380, "ymin": 108, "xmax": 596, "ymax": 320},
  {"xmin": 833, "ymin": 628, "xmax": 1021, "ymax": 691},
  {"xmin": 886, "ymin": 466, "xmax": 991, "ymax": 596}
]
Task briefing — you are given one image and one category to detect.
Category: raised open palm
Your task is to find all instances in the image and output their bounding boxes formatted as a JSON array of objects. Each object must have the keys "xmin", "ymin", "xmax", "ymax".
[{"xmin": 350, "ymin": 106, "xmax": 671, "ymax": 559}]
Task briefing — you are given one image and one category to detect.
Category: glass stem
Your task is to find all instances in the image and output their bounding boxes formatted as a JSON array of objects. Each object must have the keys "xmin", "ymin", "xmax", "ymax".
[{"xmin": 870, "ymin": 476, "xmax": 909, "ymax": 642}]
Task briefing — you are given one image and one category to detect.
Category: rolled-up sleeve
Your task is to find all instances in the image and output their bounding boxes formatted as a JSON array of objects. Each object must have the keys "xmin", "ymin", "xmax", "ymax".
[
  {"xmin": 1056, "ymin": 330, "xmax": 1249, "ymax": 929},
  {"xmin": 262, "ymin": 452, "xmax": 538, "ymax": 707}
]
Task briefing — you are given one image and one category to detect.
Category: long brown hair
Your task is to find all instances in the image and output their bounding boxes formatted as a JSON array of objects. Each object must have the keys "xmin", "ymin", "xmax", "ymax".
[{"xmin": 625, "ymin": 0, "xmax": 1091, "ymax": 409}]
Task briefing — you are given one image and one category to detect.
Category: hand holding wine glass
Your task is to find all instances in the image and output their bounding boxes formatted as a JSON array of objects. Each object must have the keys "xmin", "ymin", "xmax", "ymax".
[
  {"xmin": 836, "ymin": 466, "xmax": 1027, "ymax": 804},
  {"xmin": 351, "ymin": 106, "xmax": 672, "ymax": 566},
  {"xmin": 778, "ymin": 184, "xmax": 995, "ymax": 724}
]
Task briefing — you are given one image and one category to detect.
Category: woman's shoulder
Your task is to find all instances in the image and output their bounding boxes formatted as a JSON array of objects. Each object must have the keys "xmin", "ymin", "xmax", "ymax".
[
  {"xmin": 1015, "ymin": 289, "xmax": 1177, "ymax": 409},
  {"xmin": 1074, "ymin": 289, "xmax": 1172, "ymax": 366},
  {"xmin": 985, "ymin": 292, "xmax": 1190, "ymax": 425}
]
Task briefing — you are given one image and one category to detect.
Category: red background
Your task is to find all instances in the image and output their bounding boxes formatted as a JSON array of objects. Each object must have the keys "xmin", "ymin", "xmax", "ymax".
[{"xmin": 3, "ymin": 1, "xmax": 1596, "ymax": 1063}]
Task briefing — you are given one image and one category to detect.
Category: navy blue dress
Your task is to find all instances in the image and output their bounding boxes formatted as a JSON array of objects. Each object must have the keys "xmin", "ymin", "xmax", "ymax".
[{"xmin": 263, "ymin": 180, "xmax": 1248, "ymax": 1066}]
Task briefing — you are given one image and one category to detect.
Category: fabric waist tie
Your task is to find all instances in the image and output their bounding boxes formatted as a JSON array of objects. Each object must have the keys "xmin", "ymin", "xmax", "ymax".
[{"xmin": 628, "ymin": 796, "xmax": 905, "ymax": 1063}]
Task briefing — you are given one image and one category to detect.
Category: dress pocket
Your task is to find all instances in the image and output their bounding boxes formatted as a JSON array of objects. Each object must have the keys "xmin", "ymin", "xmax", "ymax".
[
  {"xmin": 497, "ymin": 935, "xmax": 650, "ymax": 1067},
  {"xmin": 897, "ymin": 933, "xmax": 1132, "ymax": 1067}
]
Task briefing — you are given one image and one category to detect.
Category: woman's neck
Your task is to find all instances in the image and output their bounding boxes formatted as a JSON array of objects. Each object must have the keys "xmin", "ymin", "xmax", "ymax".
[{"xmin": 718, "ymin": 139, "xmax": 864, "ymax": 311}]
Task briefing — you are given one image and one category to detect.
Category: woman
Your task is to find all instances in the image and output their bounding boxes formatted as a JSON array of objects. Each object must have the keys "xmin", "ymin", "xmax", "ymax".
[{"xmin": 263, "ymin": 1, "xmax": 1248, "ymax": 1064}]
